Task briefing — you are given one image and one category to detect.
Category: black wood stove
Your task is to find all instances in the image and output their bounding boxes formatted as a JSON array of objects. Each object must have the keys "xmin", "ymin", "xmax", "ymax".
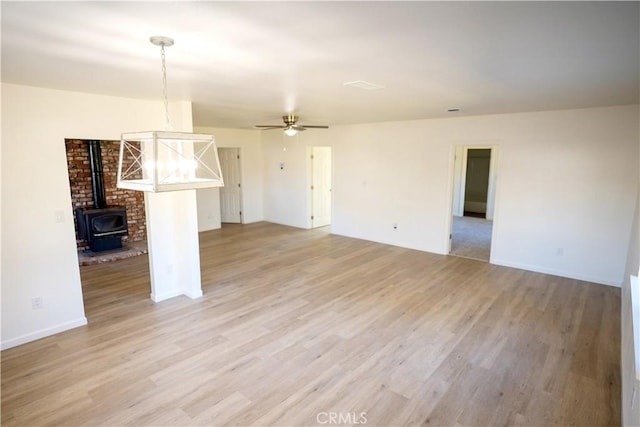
[{"xmin": 75, "ymin": 140, "xmax": 128, "ymax": 252}]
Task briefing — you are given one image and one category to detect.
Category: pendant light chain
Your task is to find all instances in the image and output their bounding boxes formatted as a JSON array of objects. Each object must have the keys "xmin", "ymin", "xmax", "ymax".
[{"xmin": 160, "ymin": 43, "xmax": 171, "ymax": 130}]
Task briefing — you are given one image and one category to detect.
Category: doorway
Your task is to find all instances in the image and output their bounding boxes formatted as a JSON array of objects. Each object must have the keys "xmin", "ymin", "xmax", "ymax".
[
  {"xmin": 310, "ymin": 146, "xmax": 332, "ymax": 228},
  {"xmin": 218, "ymin": 147, "xmax": 242, "ymax": 223},
  {"xmin": 449, "ymin": 145, "xmax": 498, "ymax": 262}
]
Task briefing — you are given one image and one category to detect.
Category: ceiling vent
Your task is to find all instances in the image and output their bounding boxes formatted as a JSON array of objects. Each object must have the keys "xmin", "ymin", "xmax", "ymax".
[{"xmin": 343, "ymin": 80, "xmax": 385, "ymax": 90}]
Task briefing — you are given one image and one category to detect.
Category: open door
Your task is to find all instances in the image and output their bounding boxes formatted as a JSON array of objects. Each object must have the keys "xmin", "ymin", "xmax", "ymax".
[
  {"xmin": 218, "ymin": 147, "xmax": 242, "ymax": 223},
  {"xmin": 311, "ymin": 146, "xmax": 332, "ymax": 228},
  {"xmin": 449, "ymin": 145, "xmax": 498, "ymax": 262},
  {"xmin": 452, "ymin": 146, "xmax": 497, "ymax": 220}
]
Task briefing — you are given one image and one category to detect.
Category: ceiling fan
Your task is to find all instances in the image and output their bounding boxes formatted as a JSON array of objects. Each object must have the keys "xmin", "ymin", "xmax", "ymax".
[{"xmin": 254, "ymin": 115, "xmax": 329, "ymax": 136}]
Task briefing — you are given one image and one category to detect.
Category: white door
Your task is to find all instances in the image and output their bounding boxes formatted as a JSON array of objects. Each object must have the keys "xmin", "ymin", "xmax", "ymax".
[
  {"xmin": 311, "ymin": 146, "xmax": 332, "ymax": 228},
  {"xmin": 218, "ymin": 147, "xmax": 242, "ymax": 223}
]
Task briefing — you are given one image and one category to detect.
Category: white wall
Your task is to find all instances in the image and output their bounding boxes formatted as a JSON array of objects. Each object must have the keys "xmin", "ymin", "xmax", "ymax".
[
  {"xmin": 193, "ymin": 127, "xmax": 263, "ymax": 231},
  {"xmin": 145, "ymin": 188, "xmax": 203, "ymax": 301},
  {"xmin": 262, "ymin": 105, "xmax": 638, "ymax": 287},
  {"xmin": 1, "ymin": 83, "xmax": 194, "ymax": 349},
  {"xmin": 195, "ymin": 188, "xmax": 222, "ymax": 231},
  {"xmin": 262, "ymin": 131, "xmax": 332, "ymax": 228},
  {"xmin": 144, "ymin": 101, "xmax": 204, "ymax": 302}
]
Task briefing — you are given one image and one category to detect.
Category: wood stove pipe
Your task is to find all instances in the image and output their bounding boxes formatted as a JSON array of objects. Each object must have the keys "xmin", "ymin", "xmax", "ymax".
[{"xmin": 87, "ymin": 140, "xmax": 107, "ymax": 209}]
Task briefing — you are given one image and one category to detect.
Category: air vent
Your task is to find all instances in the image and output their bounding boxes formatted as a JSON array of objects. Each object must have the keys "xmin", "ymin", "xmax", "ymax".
[{"xmin": 343, "ymin": 80, "xmax": 386, "ymax": 90}]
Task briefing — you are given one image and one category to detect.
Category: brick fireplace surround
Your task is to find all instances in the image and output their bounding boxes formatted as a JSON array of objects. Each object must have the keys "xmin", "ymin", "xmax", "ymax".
[{"xmin": 65, "ymin": 139, "xmax": 146, "ymax": 251}]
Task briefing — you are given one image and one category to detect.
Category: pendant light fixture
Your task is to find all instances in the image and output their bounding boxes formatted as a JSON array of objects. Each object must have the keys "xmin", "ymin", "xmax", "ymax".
[{"xmin": 117, "ymin": 36, "xmax": 224, "ymax": 192}]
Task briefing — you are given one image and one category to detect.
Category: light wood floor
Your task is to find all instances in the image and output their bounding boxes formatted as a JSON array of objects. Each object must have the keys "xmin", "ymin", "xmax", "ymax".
[{"xmin": 1, "ymin": 222, "xmax": 621, "ymax": 426}]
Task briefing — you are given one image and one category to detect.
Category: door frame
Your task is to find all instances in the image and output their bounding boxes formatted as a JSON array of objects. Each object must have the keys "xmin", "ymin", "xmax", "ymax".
[{"xmin": 446, "ymin": 143, "xmax": 500, "ymax": 260}]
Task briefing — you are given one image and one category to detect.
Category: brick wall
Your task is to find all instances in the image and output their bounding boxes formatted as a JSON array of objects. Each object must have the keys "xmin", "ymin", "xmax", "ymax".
[{"xmin": 65, "ymin": 139, "xmax": 146, "ymax": 250}]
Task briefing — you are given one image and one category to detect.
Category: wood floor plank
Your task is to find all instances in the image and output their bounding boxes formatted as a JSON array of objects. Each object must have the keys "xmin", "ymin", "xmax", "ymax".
[{"xmin": 1, "ymin": 222, "xmax": 621, "ymax": 426}]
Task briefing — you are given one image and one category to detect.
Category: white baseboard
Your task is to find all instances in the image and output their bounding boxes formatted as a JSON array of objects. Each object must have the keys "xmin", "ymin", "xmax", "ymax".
[
  {"xmin": 1, "ymin": 317, "xmax": 88, "ymax": 350},
  {"xmin": 183, "ymin": 289, "xmax": 203, "ymax": 299},
  {"xmin": 150, "ymin": 290, "xmax": 183, "ymax": 302},
  {"xmin": 150, "ymin": 288, "xmax": 202, "ymax": 302},
  {"xmin": 491, "ymin": 258, "xmax": 621, "ymax": 287}
]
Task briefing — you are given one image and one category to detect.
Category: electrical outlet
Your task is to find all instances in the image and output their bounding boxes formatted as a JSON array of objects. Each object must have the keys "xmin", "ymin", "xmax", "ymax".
[
  {"xmin": 54, "ymin": 210, "xmax": 64, "ymax": 223},
  {"xmin": 32, "ymin": 297, "xmax": 43, "ymax": 310},
  {"xmin": 556, "ymin": 247, "xmax": 564, "ymax": 256}
]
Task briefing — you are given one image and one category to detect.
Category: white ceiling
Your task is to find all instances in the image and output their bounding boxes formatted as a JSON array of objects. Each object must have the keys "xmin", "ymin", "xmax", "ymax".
[{"xmin": 2, "ymin": 1, "xmax": 638, "ymax": 129}]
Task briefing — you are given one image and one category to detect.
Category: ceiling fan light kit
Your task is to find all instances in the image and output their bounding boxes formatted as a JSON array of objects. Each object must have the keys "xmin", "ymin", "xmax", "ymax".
[
  {"xmin": 255, "ymin": 114, "xmax": 329, "ymax": 137},
  {"xmin": 117, "ymin": 36, "xmax": 224, "ymax": 192}
]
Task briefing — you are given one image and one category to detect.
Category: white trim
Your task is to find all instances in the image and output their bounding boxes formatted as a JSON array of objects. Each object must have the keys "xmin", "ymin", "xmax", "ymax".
[
  {"xmin": 150, "ymin": 289, "xmax": 203, "ymax": 302},
  {"xmin": 183, "ymin": 289, "xmax": 203, "ymax": 299},
  {"xmin": 1, "ymin": 317, "xmax": 88, "ymax": 350},
  {"xmin": 150, "ymin": 290, "xmax": 183, "ymax": 302},
  {"xmin": 491, "ymin": 258, "xmax": 621, "ymax": 288}
]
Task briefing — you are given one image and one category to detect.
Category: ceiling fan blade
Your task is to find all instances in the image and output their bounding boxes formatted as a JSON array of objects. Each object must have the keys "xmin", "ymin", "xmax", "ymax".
[
  {"xmin": 257, "ymin": 115, "xmax": 328, "ymax": 131},
  {"xmin": 254, "ymin": 125, "xmax": 285, "ymax": 130}
]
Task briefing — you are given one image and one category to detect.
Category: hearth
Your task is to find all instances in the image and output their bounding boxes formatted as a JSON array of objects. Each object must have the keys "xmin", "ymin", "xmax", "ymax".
[{"xmin": 75, "ymin": 140, "xmax": 128, "ymax": 252}]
